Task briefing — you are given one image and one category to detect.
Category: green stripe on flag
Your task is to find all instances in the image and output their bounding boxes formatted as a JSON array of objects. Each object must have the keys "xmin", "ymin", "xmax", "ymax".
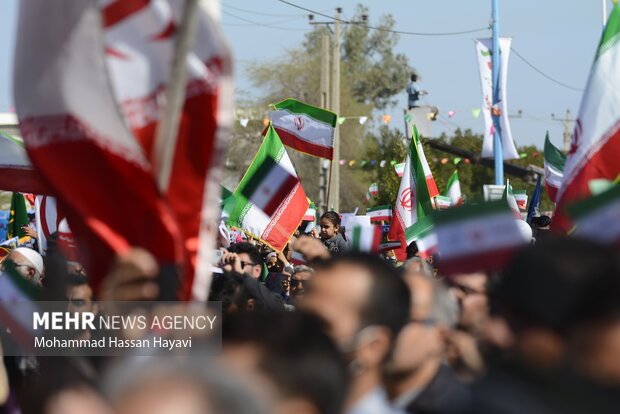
[
  {"xmin": 405, "ymin": 215, "xmax": 434, "ymax": 244},
  {"xmin": 411, "ymin": 125, "xmax": 433, "ymax": 218},
  {"xmin": 597, "ymin": 3, "xmax": 620, "ymax": 59},
  {"xmin": 432, "ymin": 201, "xmax": 511, "ymax": 225},
  {"xmin": 568, "ymin": 182, "xmax": 620, "ymax": 220},
  {"xmin": 352, "ymin": 226, "xmax": 362, "ymax": 251},
  {"xmin": 367, "ymin": 204, "xmax": 391, "ymax": 212},
  {"xmin": 0, "ymin": 130, "xmax": 24, "ymax": 147},
  {"xmin": 273, "ymin": 99, "xmax": 337, "ymax": 126},
  {"xmin": 544, "ymin": 133, "xmax": 566, "ymax": 170}
]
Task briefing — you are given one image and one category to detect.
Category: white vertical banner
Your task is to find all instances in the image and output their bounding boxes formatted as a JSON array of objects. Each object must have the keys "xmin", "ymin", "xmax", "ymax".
[{"xmin": 475, "ymin": 38, "xmax": 519, "ymax": 160}]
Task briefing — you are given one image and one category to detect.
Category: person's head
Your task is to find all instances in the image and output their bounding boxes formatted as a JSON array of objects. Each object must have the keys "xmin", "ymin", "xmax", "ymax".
[
  {"xmin": 446, "ymin": 272, "xmax": 491, "ymax": 335},
  {"xmin": 66, "ymin": 273, "xmax": 97, "ymax": 315},
  {"xmin": 405, "ymin": 256, "xmax": 434, "ymax": 278},
  {"xmin": 265, "ymin": 252, "xmax": 283, "ymax": 273},
  {"xmin": 319, "ymin": 212, "xmax": 341, "ymax": 241},
  {"xmin": 290, "ymin": 265, "xmax": 314, "ymax": 300},
  {"xmin": 489, "ymin": 237, "xmax": 620, "ymax": 381},
  {"xmin": 228, "ymin": 242, "xmax": 263, "ymax": 280},
  {"xmin": 411, "ymin": 74, "xmax": 418, "ymax": 82},
  {"xmin": 209, "ymin": 272, "xmax": 282, "ymax": 314},
  {"xmin": 405, "ymin": 242, "xmax": 419, "ymax": 259},
  {"xmin": 300, "ymin": 253, "xmax": 410, "ymax": 376},
  {"xmin": 386, "ymin": 273, "xmax": 458, "ymax": 379},
  {"xmin": 1, "ymin": 247, "xmax": 44, "ymax": 286},
  {"xmin": 106, "ymin": 357, "xmax": 263, "ymax": 414}
]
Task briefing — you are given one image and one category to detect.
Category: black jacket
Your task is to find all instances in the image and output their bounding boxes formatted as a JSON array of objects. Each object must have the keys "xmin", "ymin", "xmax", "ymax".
[{"xmin": 404, "ymin": 364, "xmax": 470, "ymax": 414}]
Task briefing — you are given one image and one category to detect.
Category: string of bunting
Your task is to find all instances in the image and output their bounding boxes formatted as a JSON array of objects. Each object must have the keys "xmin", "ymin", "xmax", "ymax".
[
  {"xmin": 234, "ymin": 107, "xmax": 501, "ymax": 127},
  {"xmin": 333, "ymin": 153, "xmax": 539, "ymax": 168}
]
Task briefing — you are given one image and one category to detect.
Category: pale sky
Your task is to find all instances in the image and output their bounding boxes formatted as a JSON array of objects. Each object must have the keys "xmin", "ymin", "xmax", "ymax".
[{"xmin": 0, "ymin": 0, "xmax": 611, "ymax": 150}]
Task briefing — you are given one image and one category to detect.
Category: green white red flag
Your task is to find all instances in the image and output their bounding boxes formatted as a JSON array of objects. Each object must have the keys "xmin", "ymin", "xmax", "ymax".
[
  {"xmin": 394, "ymin": 162, "xmax": 405, "ymax": 177},
  {"xmin": 267, "ymin": 99, "xmax": 337, "ymax": 159},
  {"xmin": 445, "ymin": 170, "xmax": 463, "ymax": 206},
  {"xmin": 405, "ymin": 215, "xmax": 437, "ymax": 259},
  {"xmin": 513, "ymin": 190, "xmax": 528, "ymax": 211},
  {"xmin": 413, "ymin": 125, "xmax": 439, "ymax": 197},
  {"xmin": 543, "ymin": 133, "xmax": 566, "ymax": 203},
  {"xmin": 554, "ymin": 4, "xmax": 620, "ymax": 232},
  {"xmin": 227, "ymin": 125, "xmax": 308, "ymax": 252},
  {"xmin": 7, "ymin": 192, "xmax": 28, "ymax": 240},
  {"xmin": 240, "ymin": 156, "xmax": 300, "ymax": 217},
  {"xmin": 350, "ymin": 225, "xmax": 399, "ymax": 253},
  {"xmin": 303, "ymin": 200, "xmax": 317, "ymax": 222},
  {"xmin": 435, "ymin": 196, "xmax": 452, "ymax": 210},
  {"xmin": 568, "ymin": 182, "xmax": 620, "ymax": 247},
  {"xmin": 434, "ymin": 202, "xmax": 528, "ymax": 274},
  {"xmin": 388, "ymin": 128, "xmax": 434, "ymax": 261},
  {"xmin": 367, "ymin": 205, "xmax": 392, "ymax": 222},
  {"xmin": 366, "ymin": 182, "xmax": 378, "ymax": 201}
]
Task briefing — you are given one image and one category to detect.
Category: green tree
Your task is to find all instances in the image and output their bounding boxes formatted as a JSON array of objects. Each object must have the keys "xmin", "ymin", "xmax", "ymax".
[{"xmin": 237, "ymin": 4, "xmax": 413, "ymax": 211}]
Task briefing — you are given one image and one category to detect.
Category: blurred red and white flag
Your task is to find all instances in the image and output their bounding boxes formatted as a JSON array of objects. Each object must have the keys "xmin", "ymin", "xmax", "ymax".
[
  {"xmin": 35, "ymin": 195, "xmax": 79, "ymax": 262},
  {"xmin": 15, "ymin": 0, "xmax": 232, "ymax": 300},
  {"xmin": 101, "ymin": 0, "xmax": 233, "ymax": 300}
]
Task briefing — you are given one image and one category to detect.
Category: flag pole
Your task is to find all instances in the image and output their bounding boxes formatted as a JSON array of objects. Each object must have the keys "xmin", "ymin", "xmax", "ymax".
[
  {"xmin": 153, "ymin": 0, "xmax": 201, "ymax": 193},
  {"xmin": 603, "ymin": 0, "xmax": 608, "ymax": 30},
  {"xmin": 491, "ymin": 0, "xmax": 503, "ymax": 185},
  {"xmin": 326, "ymin": 161, "xmax": 334, "ymax": 211}
]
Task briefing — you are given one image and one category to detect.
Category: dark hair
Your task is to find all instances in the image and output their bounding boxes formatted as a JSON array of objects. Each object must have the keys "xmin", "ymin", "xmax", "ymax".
[
  {"xmin": 320, "ymin": 211, "xmax": 341, "ymax": 228},
  {"xmin": 406, "ymin": 241, "xmax": 419, "ymax": 259},
  {"xmin": 66, "ymin": 273, "xmax": 88, "ymax": 287},
  {"xmin": 316, "ymin": 253, "xmax": 410, "ymax": 337},
  {"xmin": 531, "ymin": 215, "xmax": 552, "ymax": 228},
  {"xmin": 227, "ymin": 242, "xmax": 263, "ymax": 266},
  {"xmin": 223, "ymin": 312, "xmax": 349, "ymax": 414},
  {"xmin": 492, "ymin": 237, "xmax": 620, "ymax": 335},
  {"xmin": 209, "ymin": 271, "xmax": 245, "ymax": 313},
  {"xmin": 411, "ymin": 74, "xmax": 418, "ymax": 82}
]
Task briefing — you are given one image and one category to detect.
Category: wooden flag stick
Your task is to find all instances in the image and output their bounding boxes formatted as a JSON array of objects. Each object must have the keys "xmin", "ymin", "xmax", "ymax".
[
  {"xmin": 153, "ymin": 0, "xmax": 201, "ymax": 193},
  {"xmin": 326, "ymin": 160, "xmax": 334, "ymax": 211}
]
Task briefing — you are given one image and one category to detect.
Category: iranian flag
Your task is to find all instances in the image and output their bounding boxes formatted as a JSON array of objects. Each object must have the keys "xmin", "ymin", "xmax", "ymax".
[
  {"xmin": 0, "ymin": 131, "xmax": 49, "ymax": 194},
  {"xmin": 387, "ymin": 130, "xmax": 434, "ymax": 261},
  {"xmin": 513, "ymin": 190, "xmax": 528, "ymax": 211},
  {"xmin": 434, "ymin": 202, "xmax": 527, "ymax": 275},
  {"xmin": 502, "ymin": 180, "xmax": 522, "ymax": 219},
  {"xmin": 366, "ymin": 182, "xmax": 378, "ymax": 201},
  {"xmin": 350, "ymin": 225, "xmax": 383, "ymax": 253},
  {"xmin": 394, "ymin": 162, "xmax": 405, "ymax": 177},
  {"xmin": 227, "ymin": 124, "xmax": 308, "ymax": 252},
  {"xmin": 435, "ymin": 195, "xmax": 452, "ymax": 210},
  {"xmin": 412, "ymin": 124, "xmax": 439, "ymax": 197},
  {"xmin": 568, "ymin": 183, "xmax": 620, "ymax": 247},
  {"xmin": 405, "ymin": 215, "xmax": 437, "ymax": 259},
  {"xmin": 14, "ymin": 0, "xmax": 185, "ymax": 296},
  {"xmin": 303, "ymin": 200, "xmax": 317, "ymax": 222},
  {"xmin": 101, "ymin": 0, "xmax": 234, "ymax": 300},
  {"xmin": 367, "ymin": 205, "xmax": 392, "ymax": 222},
  {"xmin": 445, "ymin": 170, "xmax": 463, "ymax": 206},
  {"xmin": 240, "ymin": 156, "xmax": 300, "ymax": 217},
  {"xmin": 544, "ymin": 133, "xmax": 566, "ymax": 203},
  {"xmin": 554, "ymin": 4, "xmax": 620, "ymax": 232},
  {"xmin": 267, "ymin": 99, "xmax": 337, "ymax": 159}
]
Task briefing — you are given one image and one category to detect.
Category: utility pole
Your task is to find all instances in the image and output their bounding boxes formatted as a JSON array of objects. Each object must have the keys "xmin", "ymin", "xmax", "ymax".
[
  {"xmin": 551, "ymin": 110, "xmax": 575, "ymax": 152},
  {"xmin": 329, "ymin": 8, "xmax": 342, "ymax": 212},
  {"xmin": 318, "ymin": 34, "xmax": 330, "ymax": 214},
  {"xmin": 491, "ymin": 0, "xmax": 503, "ymax": 185}
]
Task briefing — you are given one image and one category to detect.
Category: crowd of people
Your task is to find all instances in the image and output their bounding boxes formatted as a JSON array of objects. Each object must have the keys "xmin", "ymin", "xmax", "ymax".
[{"xmin": 0, "ymin": 209, "xmax": 619, "ymax": 414}]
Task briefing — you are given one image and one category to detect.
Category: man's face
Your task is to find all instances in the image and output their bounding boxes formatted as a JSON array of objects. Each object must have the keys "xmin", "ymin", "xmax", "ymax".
[
  {"xmin": 115, "ymin": 378, "xmax": 210, "ymax": 414},
  {"xmin": 266, "ymin": 256, "xmax": 282, "ymax": 273},
  {"xmin": 237, "ymin": 253, "xmax": 261, "ymax": 280},
  {"xmin": 290, "ymin": 271, "xmax": 312, "ymax": 299},
  {"xmin": 299, "ymin": 263, "xmax": 370, "ymax": 344},
  {"xmin": 388, "ymin": 275, "xmax": 441, "ymax": 375},
  {"xmin": 2, "ymin": 251, "xmax": 37, "ymax": 283},
  {"xmin": 447, "ymin": 272, "xmax": 489, "ymax": 333},
  {"xmin": 67, "ymin": 284, "xmax": 96, "ymax": 314}
]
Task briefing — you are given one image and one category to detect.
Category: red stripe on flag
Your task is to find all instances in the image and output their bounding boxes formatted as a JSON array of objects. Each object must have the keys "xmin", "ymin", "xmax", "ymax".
[
  {"xmin": 427, "ymin": 177, "xmax": 439, "ymax": 198},
  {"xmin": 553, "ymin": 124, "xmax": 620, "ymax": 232},
  {"xmin": 40, "ymin": 196, "xmax": 51, "ymax": 241},
  {"xmin": 102, "ymin": 0, "xmax": 150, "ymax": 28},
  {"xmin": 440, "ymin": 246, "xmax": 519, "ymax": 276},
  {"xmin": 261, "ymin": 183, "xmax": 308, "ymax": 251},
  {"xmin": 370, "ymin": 215, "xmax": 391, "ymax": 223},
  {"xmin": 269, "ymin": 127, "xmax": 334, "ymax": 160},
  {"xmin": 546, "ymin": 183, "xmax": 559, "ymax": 203},
  {"xmin": 0, "ymin": 168, "xmax": 52, "ymax": 195},
  {"xmin": 387, "ymin": 209, "xmax": 408, "ymax": 261},
  {"xmin": 263, "ymin": 175, "xmax": 300, "ymax": 217},
  {"xmin": 371, "ymin": 226, "xmax": 383, "ymax": 253}
]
